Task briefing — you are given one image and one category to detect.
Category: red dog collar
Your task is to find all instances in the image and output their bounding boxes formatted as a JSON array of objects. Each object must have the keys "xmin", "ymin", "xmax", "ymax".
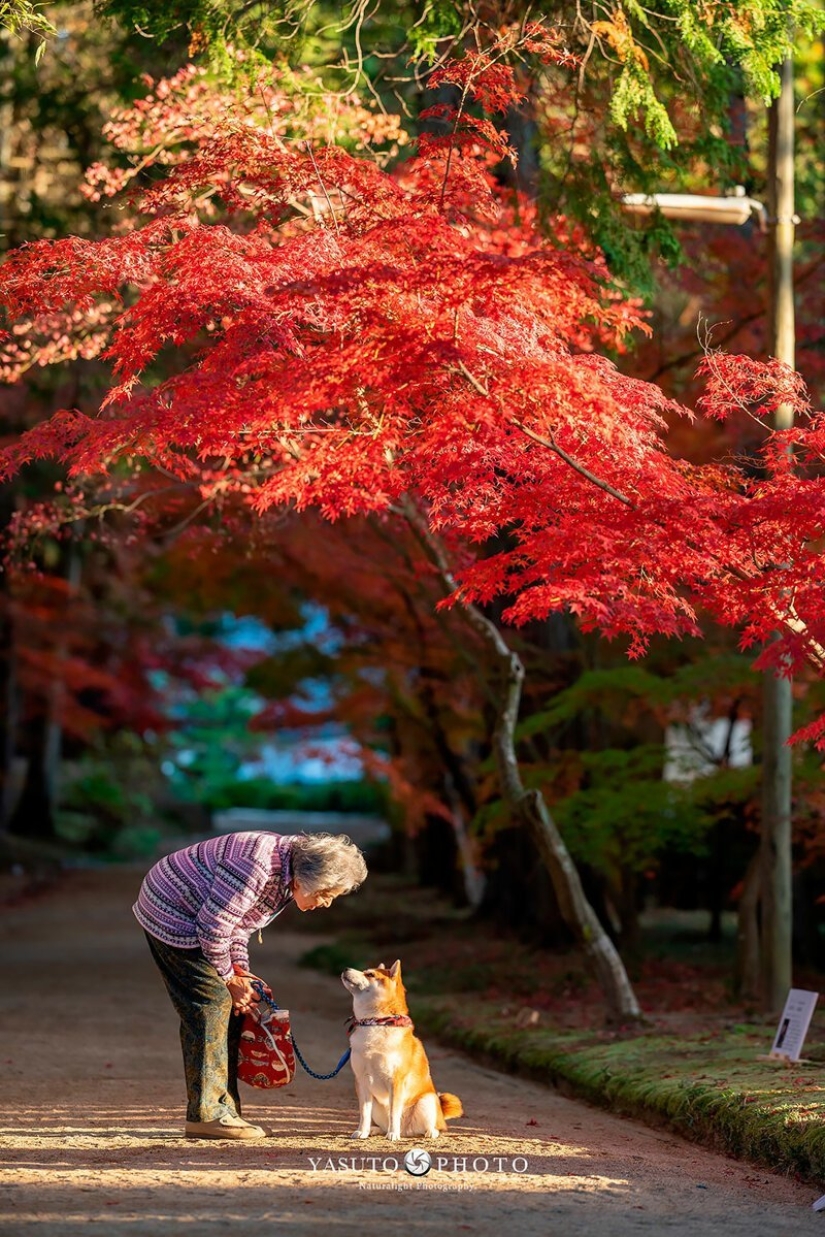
[{"xmin": 345, "ymin": 1014, "xmax": 414, "ymax": 1035}]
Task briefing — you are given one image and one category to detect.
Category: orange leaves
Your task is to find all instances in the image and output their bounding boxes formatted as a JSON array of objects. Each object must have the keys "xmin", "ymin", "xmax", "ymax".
[{"xmin": 592, "ymin": 10, "xmax": 650, "ymax": 71}]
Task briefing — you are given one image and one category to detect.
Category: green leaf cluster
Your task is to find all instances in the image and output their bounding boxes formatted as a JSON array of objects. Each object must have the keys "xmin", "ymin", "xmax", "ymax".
[
  {"xmin": 1, "ymin": 5, "xmax": 53, "ymax": 69},
  {"xmin": 513, "ymin": 656, "xmax": 759, "ymax": 878},
  {"xmin": 199, "ymin": 776, "xmax": 384, "ymax": 814},
  {"xmin": 610, "ymin": 59, "xmax": 679, "ymax": 150},
  {"xmin": 1, "ymin": 0, "xmax": 55, "ymax": 48},
  {"xmin": 551, "ymin": 750, "xmax": 757, "ymax": 875},
  {"xmin": 660, "ymin": 0, "xmax": 823, "ymax": 101},
  {"xmin": 94, "ymin": 0, "xmax": 332, "ymax": 74},
  {"xmin": 406, "ymin": 0, "xmax": 461, "ymax": 62},
  {"xmin": 517, "ymin": 658, "xmax": 757, "ymax": 737},
  {"xmin": 163, "ymin": 684, "xmax": 264, "ymax": 796}
]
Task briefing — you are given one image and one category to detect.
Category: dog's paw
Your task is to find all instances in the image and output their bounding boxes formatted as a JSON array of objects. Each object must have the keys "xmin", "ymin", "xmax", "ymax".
[
  {"xmin": 425, "ymin": 1129, "xmax": 441, "ymax": 1139},
  {"xmin": 351, "ymin": 1130, "xmax": 371, "ymax": 1140},
  {"xmin": 386, "ymin": 1132, "xmax": 401, "ymax": 1142}
]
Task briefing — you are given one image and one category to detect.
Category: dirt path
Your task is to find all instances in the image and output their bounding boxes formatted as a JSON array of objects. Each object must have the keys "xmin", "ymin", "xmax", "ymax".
[{"xmin": 0, "ymin": 867, "xmax": 821, "ymax": 1236}]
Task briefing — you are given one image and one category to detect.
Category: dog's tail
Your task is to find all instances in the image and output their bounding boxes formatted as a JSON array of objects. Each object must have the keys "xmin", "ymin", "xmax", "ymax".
[{"xmin": 438, "ymin": 1092, "xmax": 463, "ymax": 1121}]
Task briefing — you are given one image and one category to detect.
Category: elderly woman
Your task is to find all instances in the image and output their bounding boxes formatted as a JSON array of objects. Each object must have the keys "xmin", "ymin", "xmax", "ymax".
[{"xmin": 134, "ymin": 830, "xmax": 367, "ymax": 1140}]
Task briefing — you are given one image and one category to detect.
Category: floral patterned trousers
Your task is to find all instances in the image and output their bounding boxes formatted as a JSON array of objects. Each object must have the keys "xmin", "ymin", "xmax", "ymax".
[{"xmin": 144, "ymin": 931, "xmax": 244, "ymax": 1122}]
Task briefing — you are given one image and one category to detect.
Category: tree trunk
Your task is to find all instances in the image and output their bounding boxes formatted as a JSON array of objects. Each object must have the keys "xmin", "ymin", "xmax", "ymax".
[
  {"xmin": 402, "ymin": 498, "xmax": 642, "ymax": 1023},
  {"xmin": 0, "ymin": 616, "xmax": 16, "ymax": 832},
  {"xmin": 7, "ymin": 713, "xmax": 57, "ymax": 840},
  {"xmin": 443, "ymin": 773, "xmax": 485, "ymax": 909},
  {"xmin": 490, "ymin": 638, "xmax": 642, "ymax": 1022},
  {"xmin": 735, "ymin": 851, "xmax": 762, "ymax": 1001},
  {"xmin": 0, "ymin": 480, "xmax": 20, "ymax": 831},
  {"xmin": 413, "ymin": 663, "xmax": 485, "ymax": 907}
]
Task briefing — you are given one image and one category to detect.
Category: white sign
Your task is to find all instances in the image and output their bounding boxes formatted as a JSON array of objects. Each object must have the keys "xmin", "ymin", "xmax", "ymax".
[{"xmin": 769, "ymin": 988, "xmax": 818, "ymax": 1062}]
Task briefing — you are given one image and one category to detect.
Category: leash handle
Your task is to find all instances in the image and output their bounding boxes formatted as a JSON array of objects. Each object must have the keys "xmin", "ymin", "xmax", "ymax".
[
  {"xmin": 250, "ymin": 981, "xmax": 351, "ymax": 1081},
  {"xmin": 251, "ymin": 980, "xmax": 281, "ymax": 1011}
]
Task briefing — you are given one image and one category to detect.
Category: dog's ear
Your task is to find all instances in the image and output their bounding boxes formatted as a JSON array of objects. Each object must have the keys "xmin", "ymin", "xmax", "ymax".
[
  {"xmin": 387, "ymin": 959, "xmax": 402, "ymax": 978},
  {"xmin": 377, "ymin": 961, "xmax": 386, "ymax": 970}
]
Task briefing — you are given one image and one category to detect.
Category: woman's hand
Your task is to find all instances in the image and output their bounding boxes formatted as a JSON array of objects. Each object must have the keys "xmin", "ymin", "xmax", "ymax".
[
  {"xmin": 225, "ymin": 974, "xmax": 259, "ymax": 1015},
  {"xmin": 226, "ymin": 968, "xmax": 272, "ymax": 1014},
  {"xmin": 231, "ymin": 966, "xmax": 272, "ymax": 995}
]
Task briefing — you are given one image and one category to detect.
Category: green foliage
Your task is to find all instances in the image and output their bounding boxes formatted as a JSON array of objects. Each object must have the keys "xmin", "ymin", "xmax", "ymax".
[
  {"xmin": 553, "ymin": 756, "xmax": 759, "ymax": 874},
  {"xmin": 200, "ymin": 775, "xmax": 385, "ymax": 814},
  {"xmin": 56, "ymin": 735, "xmax": 161, "ymax": 854},
  {"xmin": 0, "ymin": 4, "xmax": 184, "ymax": 248},
  {"xmin": 610, "ymin": 60, "xmax": 678, "ymax": 149},
  {"xmin": 789, "ymin": 27, "xmax": 825, "ymax": 222},
  {"xmin": 511, "ymin": 656, "xmax": 759, "ymax": 882},
  {"xmin": 692, "ymin": 762, "xmax": 760, "ymax": 812},
  {"xmin": 516, "ymin": 666, "xmax": 670, "ymax": 737},
  {"xmin": 659, "ymin": 0, "xmax": 823, "ymax": 101},
  {"xmin": 406, "ymin": 0, "xmax": 461, "ymax": 61},
  {"xmin": 537, "ymin": 2, "xmax": 824, "ymax": 284},
  {"xmin": 95, "ymin": 0, "xmax": 320, "ymax": 74},
  {"xmin": 586, "ymin": 199, "xmax": 685, "ymax": 291},
  {"xmin": 517, "ymin": 658, "xmax": 757, "ymax": 737},
  {"xmin": 62, "ymin": 769, "xmax": 135, "ymax": 817},
  {"xmin": 666, "ymin": 654, "xmax": 760, "ymax": 697},
  {"xmin": 672, "ymin": 2, "xmax": 726, "ymax": 67},
  {"xmin": 300, "ymin": 939, "xmax": 374, "ymax": 974},
  {"xmin": 94, "ymin": 0, "xmax": 185, "ymax": 44},
  {"xmin": 551, "ymin": 748, "xmax": 708, "ymax": 873},
  {"xmin": 163, "ymin": 684, "xmax": 263, "ymax": 798}
]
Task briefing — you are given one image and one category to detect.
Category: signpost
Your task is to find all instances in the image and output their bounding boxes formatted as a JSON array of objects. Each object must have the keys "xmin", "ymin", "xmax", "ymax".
[{"xmin": 768, "ymin": 988, "xmax": 818, "ymax": 1062}]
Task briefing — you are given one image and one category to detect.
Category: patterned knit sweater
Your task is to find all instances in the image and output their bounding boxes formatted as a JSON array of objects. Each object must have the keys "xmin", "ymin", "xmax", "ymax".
[{"xmin": 133, "ymin": 832, "xmax": 295, "ymax": 981}]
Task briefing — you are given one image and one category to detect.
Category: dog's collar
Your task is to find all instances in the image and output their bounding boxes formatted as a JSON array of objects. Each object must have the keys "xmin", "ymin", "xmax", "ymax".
[{"xmin": 345, "ymin": 1014, "xmax": 413, "ymax": 1035}]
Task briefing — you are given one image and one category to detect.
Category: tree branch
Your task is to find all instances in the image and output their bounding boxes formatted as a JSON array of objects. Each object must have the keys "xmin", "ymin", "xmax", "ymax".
[{"xmin": 510, "ymin": 419, "xmax": 635, "ymax": 506}]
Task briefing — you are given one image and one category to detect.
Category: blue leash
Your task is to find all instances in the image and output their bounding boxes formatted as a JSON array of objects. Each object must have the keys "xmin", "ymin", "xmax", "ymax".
[{"xmin": 251, "ymin": 981, "xmax": 351, "ymax": 1081}]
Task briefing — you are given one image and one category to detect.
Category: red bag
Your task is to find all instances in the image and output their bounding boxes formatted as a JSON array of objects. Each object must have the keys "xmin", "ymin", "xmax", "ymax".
[{"xmin": 238, "ymin": 1004, "xmax": 296, "ymax": 1088}]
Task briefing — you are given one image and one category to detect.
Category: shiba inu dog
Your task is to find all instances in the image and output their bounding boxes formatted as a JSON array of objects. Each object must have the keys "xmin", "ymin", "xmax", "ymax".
[{"xmin": 341, "ymin": 960, "xmax": 463, "ymax": 1141}]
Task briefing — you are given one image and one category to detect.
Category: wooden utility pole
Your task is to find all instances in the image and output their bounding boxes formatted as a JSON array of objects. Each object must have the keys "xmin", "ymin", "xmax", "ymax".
[{"xmin": 760, "ymin": 56, "xmax": 795, "ymax": 1014}]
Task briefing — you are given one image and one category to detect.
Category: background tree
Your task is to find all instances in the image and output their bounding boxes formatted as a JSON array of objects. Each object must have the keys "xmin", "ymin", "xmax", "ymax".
[{"xmin": 1, "ymin": 2, "xmax": 160, "ymax": 839}]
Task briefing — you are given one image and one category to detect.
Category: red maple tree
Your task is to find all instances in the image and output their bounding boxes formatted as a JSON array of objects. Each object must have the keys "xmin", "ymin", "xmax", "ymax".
[{"xmin": 1, "ymin": 44, "xmax": 823, "ymax": 1018}]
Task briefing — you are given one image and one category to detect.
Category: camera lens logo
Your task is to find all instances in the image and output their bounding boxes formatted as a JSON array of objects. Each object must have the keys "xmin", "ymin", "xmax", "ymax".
[{"xmin": 404, "ymin": 1148, "xmax": 432, "ymax": 1176}]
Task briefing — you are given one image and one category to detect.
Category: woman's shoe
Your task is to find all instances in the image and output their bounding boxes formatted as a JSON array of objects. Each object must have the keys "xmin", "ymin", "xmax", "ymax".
[{"xmin": 184, "ymin": 1115, "xmax": 267, "ymax": 1139}]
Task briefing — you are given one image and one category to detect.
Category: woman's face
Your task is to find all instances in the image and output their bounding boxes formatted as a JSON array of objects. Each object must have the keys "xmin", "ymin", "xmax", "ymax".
[{"xmin": 293, "ymin": 882, "xmax": 343, "ymax": 912}]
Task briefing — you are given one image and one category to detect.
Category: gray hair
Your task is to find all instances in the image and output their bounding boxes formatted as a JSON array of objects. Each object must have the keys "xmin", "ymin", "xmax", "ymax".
[{"xmin": 290, "ymin": 832, "xmax": 367, "ymax": 896}]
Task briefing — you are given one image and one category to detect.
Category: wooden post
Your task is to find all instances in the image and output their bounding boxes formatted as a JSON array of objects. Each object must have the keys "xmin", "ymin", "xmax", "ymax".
[{"xmin": 760, "ymin": 56, "xmax": 795, "ymax": 1014}]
